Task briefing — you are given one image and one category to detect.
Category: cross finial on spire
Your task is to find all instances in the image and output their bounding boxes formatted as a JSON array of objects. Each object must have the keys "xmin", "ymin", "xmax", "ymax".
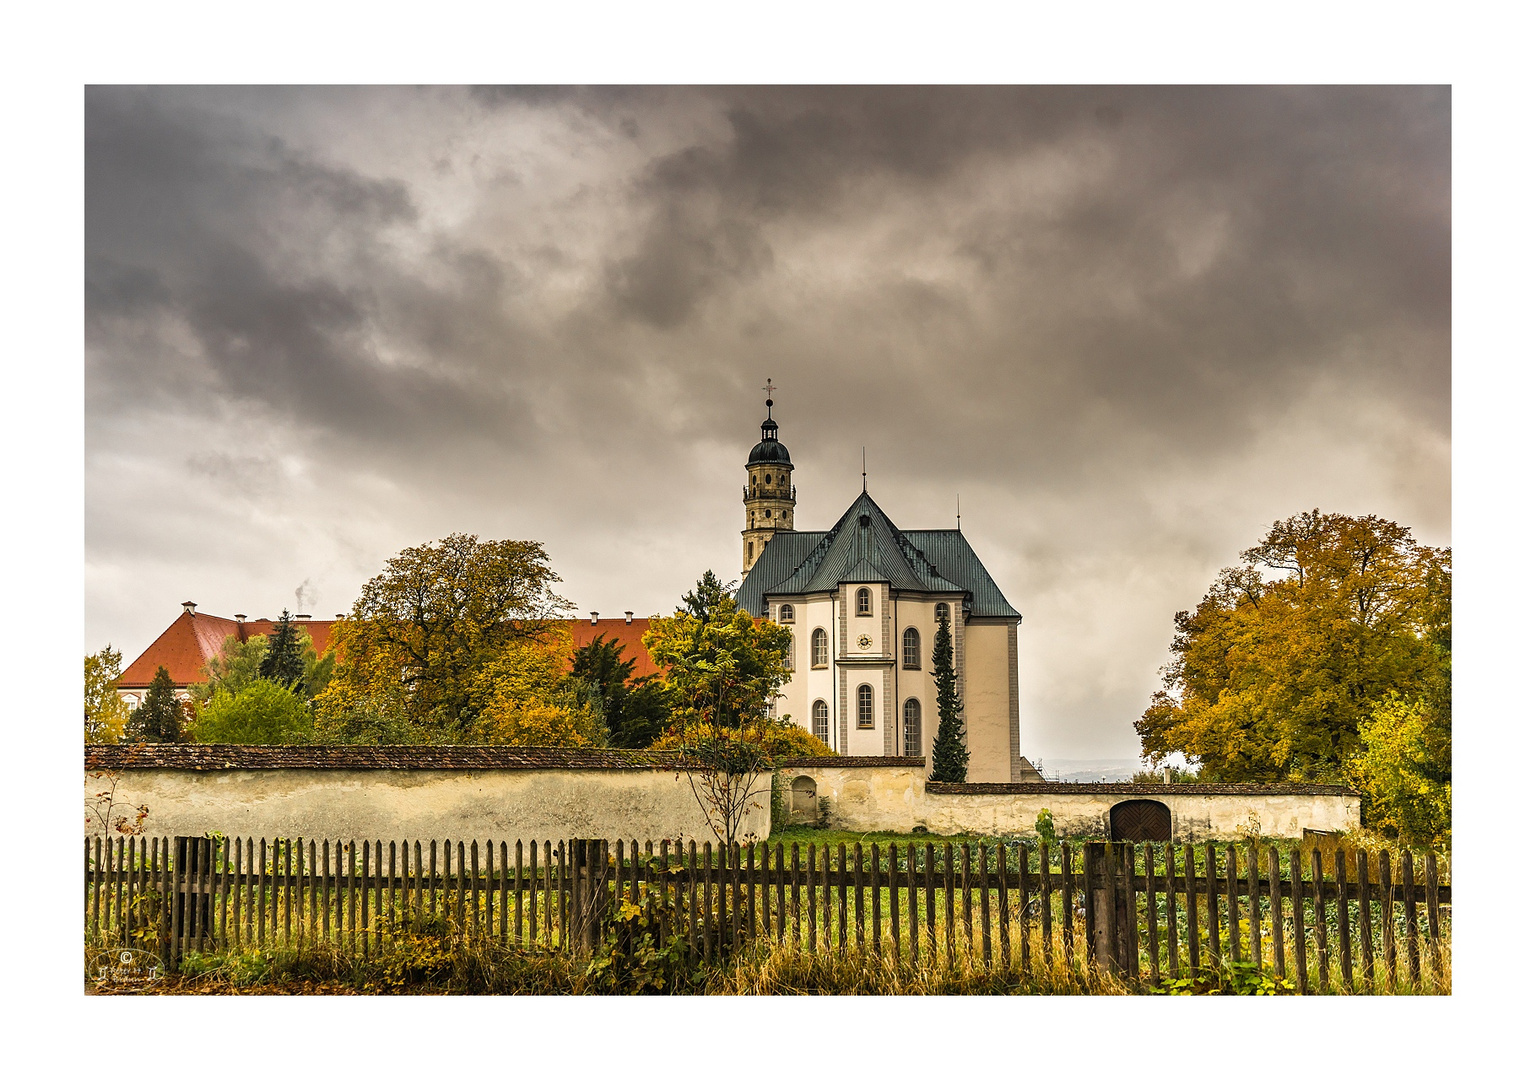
[{"xmin": 862, "ymin": 446, "xmax": 867, "ymax": 492}]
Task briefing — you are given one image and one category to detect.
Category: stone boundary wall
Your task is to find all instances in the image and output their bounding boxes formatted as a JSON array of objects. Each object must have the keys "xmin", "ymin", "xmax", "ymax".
[
  {"xmin": 781, "ymin": 760, "xmax": 1359, "ymax": 840},
  {"xmin": 85, "ymin": 746, "xmax": 767, "ymax": 844},
  {"xmin": 83, "ymin": 748, "xmax": 1356, "ymax": 844}
]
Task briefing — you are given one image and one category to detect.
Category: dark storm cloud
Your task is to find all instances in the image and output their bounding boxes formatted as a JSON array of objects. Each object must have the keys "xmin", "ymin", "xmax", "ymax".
[
  {"xmin": 86, "ymin": 86, "xmax": 1449, "ymax": 760},
  {"xmin": 85, "ymin": 88, "xmax": 537, "ymax": 451},
  {"xmin": 585, "ymin": 87, "xmax": 1447, "ymax": 466}
]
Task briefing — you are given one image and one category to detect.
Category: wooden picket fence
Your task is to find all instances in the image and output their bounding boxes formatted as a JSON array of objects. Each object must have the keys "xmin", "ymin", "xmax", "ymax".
[{"xmin": 84, "ymin": 835, "xmax": 1450, "ymax": 992}]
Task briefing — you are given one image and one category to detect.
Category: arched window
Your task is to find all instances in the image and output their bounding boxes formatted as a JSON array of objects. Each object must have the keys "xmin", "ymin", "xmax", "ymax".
[
  {"xmin": 783, "ymin": 640, "xmax": 794, "ymax": 671},
  {"xmin": 779, "ymin": 604, "xmax": 794, "ymax": 623},
  {"xmin": 935, "ymin": 602, "xmax": 949, "ymax": 622},
  {"xmin": 747, "ymin": 541, "xmax": 754, "ymax": 559},
  {"xmin": 902, "ymin": 627, "xmax": 921, "ymax": 669},
  {"xmin": 856, "ymin": 587, "xmax": 872, "ymax": 615},
  {"xmin": 812, "ymin": 700, "xmax": 829, "ymax": 745},
  {"xmin": 811, "ymin": 628, "xmax": 828, "ymax": 667},
  {"xmin": 903, "ymin": 699, "xmax": 922, "ymax": 756},
  {"xmin": 857, "ymin": 684, "xmax": 874, "ymax": 729}
]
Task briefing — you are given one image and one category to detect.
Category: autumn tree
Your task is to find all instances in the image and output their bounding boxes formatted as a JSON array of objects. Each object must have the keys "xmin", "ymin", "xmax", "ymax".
[
  {"xmin": 315, "ymin": 534, "xmax": 572, "ymax": 740},
  {"xmin": 644, "ymin": 571, "xmax": 793, "ymax": 731},
  {"xmin": 927, "ymin": 607, "xmax": 969, "ymax": 783},
  {"xmin": 470, "ymin": 623, "xmax": 606, "ymax": 746},
  {"xmin": 84, "ymin": 645, "xmax": 130, "ymax": 743},
  {"xmin": 1348, "ymin": 695, "xmax": 1450, "ymax": 845},
  {"xmin": 1137, "ymin": 510, "xmax": 1450, "ymax": 784},
  {"xmin": 126, "ymin": 666, "xmax": 187, "ymax": 743},
  {"xmin": 644, "ymin": 571, "xmax": 797, "ymax": 845}
]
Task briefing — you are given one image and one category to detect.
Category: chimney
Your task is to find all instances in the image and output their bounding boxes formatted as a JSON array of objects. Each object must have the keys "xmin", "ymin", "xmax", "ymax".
[
  {"xmin": 182, "ymin": 601, "xmax": 197, "ymax": 616},
  {"xmin": 590, "ymin": 611, "xmax": 599, "ymax": 625},
  {"xmin": 336, "ymin": 614, "xmax": 346, "ymax": 620},
  {"xmin": 234, "ymin": 614, "xmax": 246, "ymax": 624},
  {"xmin": 296, "ymin": 614, "xmax": 312, "ymax": 620},
  {"xmin": 624, "ymin": 611, "xmax": 633, "ymax": 625}
]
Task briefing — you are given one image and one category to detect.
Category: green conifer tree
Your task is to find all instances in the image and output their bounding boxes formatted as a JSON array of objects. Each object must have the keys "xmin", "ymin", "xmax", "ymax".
[
  {"xmin": 567, "ymin": 633, "xmax": 673, "ymax": 749},
  {"xmin": 259, "ymin": 610, "xmax": 306, "ymax": 690},
  {"xmin": 126, "ymin": 666, "xmax": 186, "ymax": 743},
  {"xmin": 928, "ymin": 607, "xmax": 969, "ymax": 783}
]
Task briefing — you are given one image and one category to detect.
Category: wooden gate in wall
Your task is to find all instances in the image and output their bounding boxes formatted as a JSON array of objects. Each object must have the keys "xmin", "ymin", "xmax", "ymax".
[{"xmin": 1110, "ymin": 800, "xmax": 1171, "ymax": 842}]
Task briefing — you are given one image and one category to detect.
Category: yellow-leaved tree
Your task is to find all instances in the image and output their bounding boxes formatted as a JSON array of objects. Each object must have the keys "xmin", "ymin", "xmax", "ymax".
[
  {"xmin": 471, "ymin": 623, "xmax": 606, "ymax": 746},
  {"xmin": 1347, "ymin": 695, "xmax": 1451, "ymax": 846},
  {"xmin": 643, "ymin": 571, "xmax": 828, "ymax": 845},
  {"xmin": 314, "ymin": 533, "xmax": 573, "ymax": 743},
  {"xmin": 1137, "ymin": 511, "xmax": 1450, "ymax": 792},
  {"xmin": 85, "ymin": 646, "xmax": 130, "ymax": 744}
]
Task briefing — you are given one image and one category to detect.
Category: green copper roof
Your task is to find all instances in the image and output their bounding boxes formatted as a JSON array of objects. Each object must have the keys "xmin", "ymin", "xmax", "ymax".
[{"xmin": 735, "ymin": 490, "xmax": 1020, "ymax": 620}]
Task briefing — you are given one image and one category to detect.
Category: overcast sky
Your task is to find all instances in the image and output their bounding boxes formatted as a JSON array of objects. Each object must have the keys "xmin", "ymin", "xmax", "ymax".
[{"xmin": 84, "ymin": 85, "xmax": 1450, "ymax": 762}]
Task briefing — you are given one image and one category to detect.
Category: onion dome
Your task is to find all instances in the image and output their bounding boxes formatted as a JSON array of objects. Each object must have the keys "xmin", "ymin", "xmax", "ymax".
[{"xmin": 747, "ymin": 396, "xmax": 792, "ymax": 465}]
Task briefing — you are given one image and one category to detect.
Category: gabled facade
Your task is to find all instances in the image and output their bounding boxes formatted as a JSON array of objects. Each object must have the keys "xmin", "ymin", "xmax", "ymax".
[{"xmin": 734, "ymin": 401, "xmax": 1028, "ymax": 783}]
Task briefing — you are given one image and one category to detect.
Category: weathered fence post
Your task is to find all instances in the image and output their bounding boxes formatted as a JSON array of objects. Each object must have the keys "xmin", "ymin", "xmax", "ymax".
[
  {"xmin": 1425, "ymin": 852, "xmax": 1443, "ymax": 983},
  {"xmin": 1085, "ymin": 842, "xmax": 1115, "ymax": 973},
  {"xmin": 172, "ymin": 835, "xmax": 213, "ymax": 963},
  {"xmin": 1119, "ymin": 842, "xmax": 1137, "ymax": 980},
  {"xmin": 567, "ymin": 838, "xmax": 609, "ymax": 956}
]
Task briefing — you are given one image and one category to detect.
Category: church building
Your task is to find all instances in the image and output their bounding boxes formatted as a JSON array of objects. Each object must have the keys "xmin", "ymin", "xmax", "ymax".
[{"xmin": 734, "ymin": 391, "xmax": 1033, "ymax": 783}]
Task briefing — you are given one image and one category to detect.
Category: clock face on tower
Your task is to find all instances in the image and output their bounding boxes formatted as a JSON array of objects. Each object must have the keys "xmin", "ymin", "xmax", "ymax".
[{"xmin": 856, "ymin": 634, "xmax": 873, "ymax": 650}]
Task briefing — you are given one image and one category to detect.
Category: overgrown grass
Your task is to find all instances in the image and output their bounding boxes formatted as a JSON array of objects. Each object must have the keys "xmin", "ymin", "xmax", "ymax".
[
  {"xmin": 88, "ymin": 901, "xmax": 1446, "ymax": 996},
  {"xmin": 89, "ymin": 937, "xmax": 1118, "ymax": 996}
]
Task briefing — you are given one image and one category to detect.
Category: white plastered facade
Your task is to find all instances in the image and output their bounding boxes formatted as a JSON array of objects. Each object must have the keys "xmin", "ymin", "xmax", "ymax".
[{"xmin": 770, "ymin": 590, "xmax": 1019, "ymax": 783}]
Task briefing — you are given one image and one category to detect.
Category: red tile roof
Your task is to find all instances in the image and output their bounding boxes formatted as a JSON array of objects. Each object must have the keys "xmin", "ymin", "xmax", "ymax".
[
  {"xmin": 119, "ymin": 612, "xmax": 337, "ymax": 689},
  {"xmin": 119, "ymin": 611, "xmax": 657, "ymax": 690},
  {"xmin": 570, "ymin": 618, "xmax": 660, "ymax": 679}
]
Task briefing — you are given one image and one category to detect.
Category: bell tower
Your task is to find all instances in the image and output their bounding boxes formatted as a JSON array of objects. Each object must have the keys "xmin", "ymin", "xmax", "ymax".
[{"xmin": 743, "ymin": 379, "xmax": 795, "ymax": 573}]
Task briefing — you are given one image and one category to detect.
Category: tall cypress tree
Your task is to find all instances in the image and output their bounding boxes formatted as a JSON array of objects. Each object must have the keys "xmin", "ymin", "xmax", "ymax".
[
  {"xmin": 259, "ymin": 610, "xmax": 306, "ymax": 690},
  {"xmin": 126, "ymin": 666, "xmax": 185, "ymax": 743},
  {"xmin": 928, "ymin": 608, "xmax": 969, "ymax": 783}
]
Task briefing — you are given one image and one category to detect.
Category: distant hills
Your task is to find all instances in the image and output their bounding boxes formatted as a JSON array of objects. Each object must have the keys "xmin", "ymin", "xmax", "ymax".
[{"xmin": 1035, "ymin": 759, "xmax": 1141, "ymax": 783}]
